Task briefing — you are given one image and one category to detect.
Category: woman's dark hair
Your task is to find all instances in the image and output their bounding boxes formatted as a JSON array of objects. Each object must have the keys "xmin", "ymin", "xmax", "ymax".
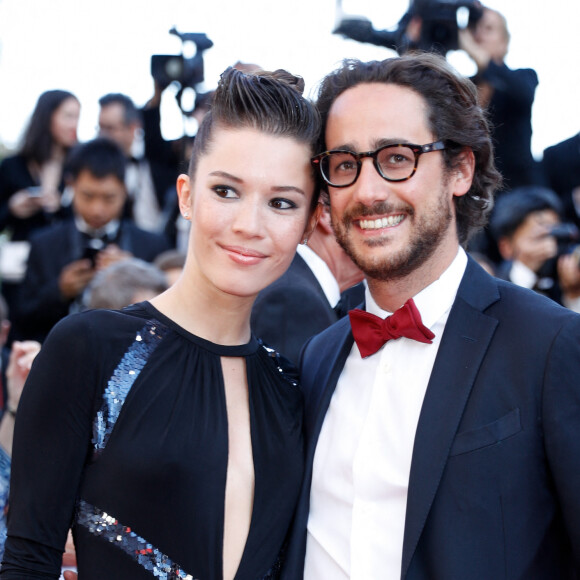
[
  {"xmin": 20, "ymin": 89, "xmax": 79, "ymax": 165},
  {"xmin": 315, "ymin": 53, "xmax": 503, "ymax": 245},
  {"xmin": 189, "ymin": 66, "xmax": 322, "ymax": 209}
]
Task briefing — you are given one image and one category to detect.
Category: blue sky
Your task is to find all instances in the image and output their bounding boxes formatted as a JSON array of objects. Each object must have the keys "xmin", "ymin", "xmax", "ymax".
[{"xmin": 0, "ymin": 0, "xmax": 578, "ymax": 157}]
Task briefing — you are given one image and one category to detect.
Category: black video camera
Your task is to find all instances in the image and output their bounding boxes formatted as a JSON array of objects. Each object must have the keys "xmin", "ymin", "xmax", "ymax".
[
  {"xmin": 536, "ymin": 222, "xmax": 580, "ymax": 281},
  {"xmin": 551, "ymin": 223, "xmax": 580, "ymax": 266},
  {"xmin": 334, "ymin": 0, "xmax": 483, "ymax": 56},
  {"xmin": 151, "ymin": 28, "xmax": 214, "ymax": 114}
]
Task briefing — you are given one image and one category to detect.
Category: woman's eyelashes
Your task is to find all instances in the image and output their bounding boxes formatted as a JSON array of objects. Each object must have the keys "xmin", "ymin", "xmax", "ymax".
[
  {"xmin": 269, "ymin": 198, "xmax": 298, "ymax": 210},
  {"xmin": 211, "ymin": 185, "xmax": 299, "ymax": 211},
  {"xmin": 212, "ymin": 185, "xmax": 238, "ymax": 199}
]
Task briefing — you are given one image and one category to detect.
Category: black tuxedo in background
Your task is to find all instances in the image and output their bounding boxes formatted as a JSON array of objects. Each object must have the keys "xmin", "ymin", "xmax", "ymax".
[
  {"xmin": 251, "ymin": 254, "xmax": 339, "ymax": 364},
  {"xmin": 542, "ymin": 133, "xmax": 580, "ymax": 227},
  {"xmin": 282, "ymin": 258, "xmax": 580, "ymax": 579},
  {"xmin": 14, "ymin": 219, "xmax": 170, "ymax": 342}
]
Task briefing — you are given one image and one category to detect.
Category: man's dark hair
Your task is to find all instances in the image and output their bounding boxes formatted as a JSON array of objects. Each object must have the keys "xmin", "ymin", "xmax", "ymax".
[
  {"xmin": 98, "ymin": 93, "xmax": 141, "ymax": 125},
  {"xmin": 20, "ymin": 89, "xmax": 79, "ymax": 165},
  {"xmin": 490, "ymin": 186, "xmax": 563, "ymax": 241},
  {"xmin": 190, "ymin": 66, "xmax": 322, "ymax": 209},
  {"xmin": 65, "ymin": 137, "xmax": 127, "ymax": 183},
  {"xmin": 315, "ymin": 53, "xmax": 503, "ymax": 245}
]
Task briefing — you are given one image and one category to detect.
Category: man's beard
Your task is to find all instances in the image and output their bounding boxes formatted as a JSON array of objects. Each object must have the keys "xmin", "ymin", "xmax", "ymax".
[{"xmin": 331, "ymin": 193, "xmax": 453, "ymax": 282}]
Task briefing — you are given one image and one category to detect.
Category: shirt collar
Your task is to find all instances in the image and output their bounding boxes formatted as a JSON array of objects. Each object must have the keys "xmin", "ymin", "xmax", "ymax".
[
  {"xmin": 75, "ymin": 215, "xmax": 120, "ymax": 240},
  {"xmin": 296, "ymin": 244, "xmax": 341, "ymax": 308},
  {"xmin": 365, "ymin": 247, "xmax": 468, "ymax": 329}
]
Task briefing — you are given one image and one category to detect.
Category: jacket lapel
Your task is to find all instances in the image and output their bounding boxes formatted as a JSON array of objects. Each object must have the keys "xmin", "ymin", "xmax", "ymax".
[{"xmin": 401, "ymin": 260, "xmax": 500, "ymax": 577}]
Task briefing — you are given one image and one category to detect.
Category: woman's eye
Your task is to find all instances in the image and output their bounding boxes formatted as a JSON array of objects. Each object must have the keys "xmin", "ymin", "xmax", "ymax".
[
  {"xmin": 270, "ymin": 198, "xmax": 297, "ymax": 210},
  {"xmin": 213, "ymin": 185, "xmax": 238, "ymax": 199}
]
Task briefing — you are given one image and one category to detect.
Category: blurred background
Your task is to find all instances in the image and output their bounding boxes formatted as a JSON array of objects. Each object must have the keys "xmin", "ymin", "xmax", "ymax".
[{"xmin": 0, "ymin": 0, "xmax": 578, "ymax": 158}]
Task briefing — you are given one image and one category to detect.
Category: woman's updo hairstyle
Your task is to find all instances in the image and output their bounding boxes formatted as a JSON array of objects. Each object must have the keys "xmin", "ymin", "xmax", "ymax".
[{"xmin": 188, "ymin": 67, "xmax": 321, "ymax": 205}]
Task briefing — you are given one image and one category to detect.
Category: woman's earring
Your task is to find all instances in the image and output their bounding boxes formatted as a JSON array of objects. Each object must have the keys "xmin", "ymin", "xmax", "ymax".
[
  {"xmin": 302, "ymin": 238, "xmax": 308, "ymax": 246},
  {"xmin": 183, "ymin": 212, "xmax": 190, "ymax": 220}
]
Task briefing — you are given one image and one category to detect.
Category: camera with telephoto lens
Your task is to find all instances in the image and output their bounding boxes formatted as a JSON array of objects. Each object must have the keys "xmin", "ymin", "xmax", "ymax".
[
  {"xmin": 151, "ymin": 28, "xmax": 214, "ymax": 114},
  {"xmin": 550, "ymin": 223, "xmax": 580, "ymax": 267},
  {"xmin": 334, "ymin": 0, "xmax": 484, "ymax": 56},
  {"xmin": 536, "ymin": 222, "xmax": 580, "ymax": 280}
]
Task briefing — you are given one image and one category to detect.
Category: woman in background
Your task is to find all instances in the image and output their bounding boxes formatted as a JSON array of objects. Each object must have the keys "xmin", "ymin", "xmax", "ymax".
[
  {"xmin": 0, "ymin": 89, "xmax": 80, "ymax": 240},
  {"xmin": 1, "ymin": 66, "xmax": 320, "ymax": 579},
  {"xmin": 0, "ymin": 89, "xmax": 80, "ymax": 314}
]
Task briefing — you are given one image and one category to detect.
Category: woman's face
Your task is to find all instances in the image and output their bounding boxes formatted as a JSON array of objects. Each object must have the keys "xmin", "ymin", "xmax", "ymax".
[
  {"xmin": 51, "ymin": 97, "xmax": 80, "ymax": 148},
  {"xmin": 178, "ymin": 126, "xmax": 317, "ymax": 299}
]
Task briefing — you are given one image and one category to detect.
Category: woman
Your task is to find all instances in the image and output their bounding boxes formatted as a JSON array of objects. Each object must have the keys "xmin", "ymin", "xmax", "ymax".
[
  {"xmin": 0, "ymin": 89, "xmax": 80, "ymax": 240},
  {"xmin": 0, "ymin": 90, "xmax": 80, "ymax": 314},
  {"xmin": 1, "ymin": 67, "xmax": 321, "ymax": 579}
]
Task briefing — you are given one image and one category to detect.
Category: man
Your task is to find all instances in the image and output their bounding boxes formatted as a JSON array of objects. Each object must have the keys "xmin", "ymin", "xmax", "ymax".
[
  {"xmin": 14, "ymin": 138, "xmax": 169, "ymax": 342},
  {"xmin": 542, "ymin": 132, "xmax": 580, "ymax": 228},
  {"xmin": 98, "ymin": 93, "xmax": 176, "ymax": 233},
  {"xmin": 251, "ymin": 200, "xmax": 363, "ymax": 363},
  {"xmin": 282, "ymin": 53, "xmax": 580, "ymax": 579},
  {"xmin": 490, "ymin": 185, "xmax": 580, "ymax": 313}
]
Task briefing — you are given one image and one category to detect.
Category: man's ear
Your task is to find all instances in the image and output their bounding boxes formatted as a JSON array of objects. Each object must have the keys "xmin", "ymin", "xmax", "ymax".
[
  {"xmin": 452, "ymin": 148, "xmax": 475, "ymax": 198},
  {"xmin": 497, "ymin": 236, "xmax": 514, "ymax": 260},
  {"xmin": 317, "ymin": 204, "xmax": 333, "ymax": 235},
  {"xmin": 303, "ymin": 202, "xmax": 323, "ymax": 242}
]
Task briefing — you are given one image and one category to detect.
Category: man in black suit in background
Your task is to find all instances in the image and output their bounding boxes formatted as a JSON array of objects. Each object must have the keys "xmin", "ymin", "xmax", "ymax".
[
  {"xmin": 283, "ymin": 53, "xmax": 580, "ymax": 579},
  {"xmin": 98, "ymin": 93, "xmax": 178, "ymax": 234},
  {"xmin": 542, "ymin": 132, "xmax": 580, "ymax": 228},
  {"xmin": 251, "ymin": 200, "xmax": 363, "ymax": 363},
  {"xmin": 13, "ymin": 138, "xmax": 169, "ymax": 342}
]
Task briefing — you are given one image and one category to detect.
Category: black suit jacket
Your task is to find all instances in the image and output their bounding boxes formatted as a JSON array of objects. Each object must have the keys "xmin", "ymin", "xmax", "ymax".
[
  {"xmin": 283, "ymin": 258, "xmax": 580, "ymax": 579},
  {"xmin": 14, "ymin": 219, "xmax": 170, "ymax": 342},
  {"xmin": 542, "ymin": 133, "xmax": 580, "ymax": 226},
  {"xmin": 251, "ymin": 254, "xmax": 339, "ymax": 364}
]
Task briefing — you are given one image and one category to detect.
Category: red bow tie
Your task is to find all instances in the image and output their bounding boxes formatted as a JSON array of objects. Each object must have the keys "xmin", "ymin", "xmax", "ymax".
[{"xmin": 349, "ymin": 298, "xmax": 435, "ymax": 358}]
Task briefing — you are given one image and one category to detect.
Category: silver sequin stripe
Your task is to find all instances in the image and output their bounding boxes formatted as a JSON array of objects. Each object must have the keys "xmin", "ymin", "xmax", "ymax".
[
  {"xmin": 76, "ymin": 499, "xmax": 283, "ymax": 580},
  {"xmin": 92, "ymin": 320, "xmax": 167, "ymax": 454},
  {"xmin": 76, "ymin": 498, "xmax": 196, "ymax": 579}
]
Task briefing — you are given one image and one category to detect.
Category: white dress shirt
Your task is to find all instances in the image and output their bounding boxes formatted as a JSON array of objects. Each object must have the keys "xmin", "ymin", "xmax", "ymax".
[
  {"xmin": 304, "ymin": 248, "xmax": 468, "ymax": 580},
  {"xmin": 296, "ymin": 244, "xmax": 341, "ymax": 309},
  {"xmin": 125, "ymin": 158, "xmax": 163, "ymax": 233}
]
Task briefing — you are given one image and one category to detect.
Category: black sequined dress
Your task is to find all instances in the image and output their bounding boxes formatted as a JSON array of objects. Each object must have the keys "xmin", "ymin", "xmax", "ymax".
[{"xmin": 1, "ymin": 302, "xmax": 304, "ymax": 579}]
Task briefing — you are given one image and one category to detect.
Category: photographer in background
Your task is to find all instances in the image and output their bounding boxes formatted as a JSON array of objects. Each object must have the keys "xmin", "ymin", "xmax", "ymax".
[
  {"xmin": 12, "ymin": 138, "xmax": 169, "ymax": 343},
  {"xmin": 335, "ymin": 2, "xmax": 543, "ymax": 195},
  {"xmin": 98, "ymin": 93, "xmax": 177, "ymax": 234},
  {"xmin": 458, "ymin": 6, "xmax": 543, "ymax": 192},
  {"xmin": 491, "ymin": 186, "xmax": 580, "ymax": 312}
]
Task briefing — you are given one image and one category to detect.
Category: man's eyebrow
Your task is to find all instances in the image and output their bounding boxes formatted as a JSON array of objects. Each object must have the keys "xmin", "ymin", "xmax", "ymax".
[{"xmin": 327, "ymin": 138, "xmax": 413, "ymax": 152}]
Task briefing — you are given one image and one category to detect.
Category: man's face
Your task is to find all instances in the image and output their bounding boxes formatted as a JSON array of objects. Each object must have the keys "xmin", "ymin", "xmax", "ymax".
[
  {"xmin": 500, "ymin": 209, "xmax": 560, "ymax": 273},
  {"xmin": 325, "ymin": 82, "xmax": 471, "ymax": 282},
  {"xmin": 475, "ymin": 9, "xmax": 509, "ymax": 62},
  {"xmin": 98, "ymin": 103, "xmax": 136, "ymax": 155},
  {"xmin": 72, "ymin": 169, "xmax": 127, "ymax": 231}
]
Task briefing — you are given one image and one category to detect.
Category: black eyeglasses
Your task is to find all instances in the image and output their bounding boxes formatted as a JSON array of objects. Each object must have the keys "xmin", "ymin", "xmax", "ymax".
[{"xmin": 311, "ymin": 141, "xmax": 446, "ymax": 188}]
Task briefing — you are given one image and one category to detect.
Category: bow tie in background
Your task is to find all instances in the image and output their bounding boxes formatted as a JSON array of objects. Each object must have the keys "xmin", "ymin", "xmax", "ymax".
[{"xmin": 349, "ymin": 298, "xmax": 435, "ymax": 358}]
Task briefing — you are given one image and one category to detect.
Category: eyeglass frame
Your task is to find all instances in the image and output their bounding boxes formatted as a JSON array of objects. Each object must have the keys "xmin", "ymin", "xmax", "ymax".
[{"xmin": 311, "ymin": 140, "xmax": 446, "ymax": 188}]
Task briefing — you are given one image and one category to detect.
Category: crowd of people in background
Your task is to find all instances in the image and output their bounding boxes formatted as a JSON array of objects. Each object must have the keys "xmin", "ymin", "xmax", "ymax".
[{"xmin": 0, "ymin": 3, "xmax": 578, "ymax": 577}]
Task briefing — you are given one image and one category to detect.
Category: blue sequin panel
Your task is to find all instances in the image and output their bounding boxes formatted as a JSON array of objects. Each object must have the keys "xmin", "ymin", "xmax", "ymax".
[
  {"xmin": 76, "ymin": 498, "xmax": 196, "ymax": 579},
  {"xmin": 93, "ymin": 320, "xmax": 167, "ymax": 455}
]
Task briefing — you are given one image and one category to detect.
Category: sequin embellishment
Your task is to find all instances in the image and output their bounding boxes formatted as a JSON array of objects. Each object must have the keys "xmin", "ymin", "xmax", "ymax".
[
  {"xmin": 93, "ymin": 320, "xmax": 167, "ymax": 454},
  {"xmin": 259, "ymin": 342, "xmax": 299, "ymax": 388},
  {"xmin": 76, "ymin": 498, "xmax": 196, "ymax": 579}
]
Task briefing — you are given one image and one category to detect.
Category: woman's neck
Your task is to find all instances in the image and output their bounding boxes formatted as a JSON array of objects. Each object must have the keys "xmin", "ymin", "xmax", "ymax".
[{"xmin": 150, "ymin": 277, "xmax": 255, "ymax": 346}]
